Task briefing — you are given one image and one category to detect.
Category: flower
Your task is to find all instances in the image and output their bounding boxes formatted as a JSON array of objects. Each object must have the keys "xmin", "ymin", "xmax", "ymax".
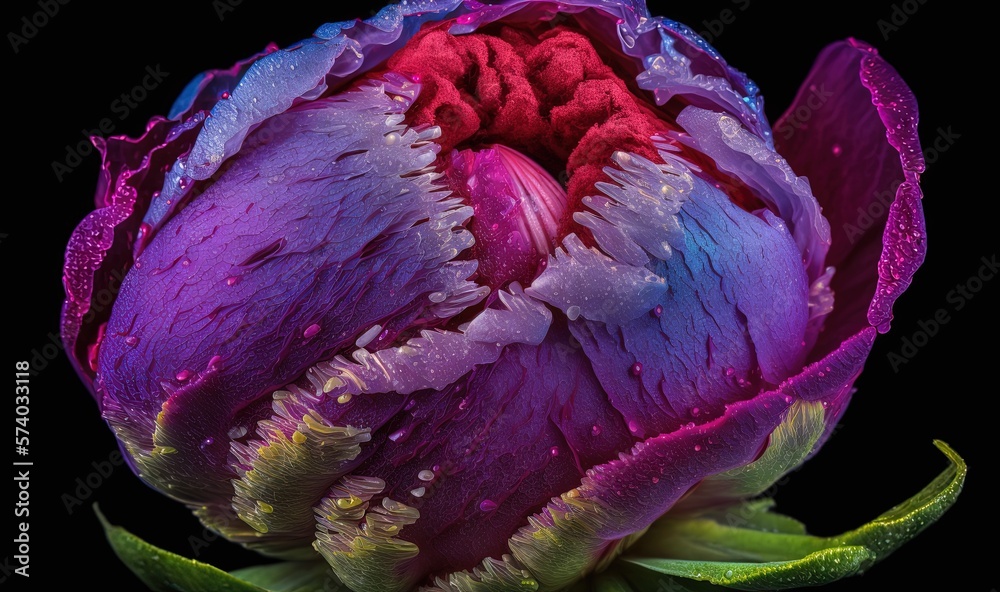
[{"xmin": 61, "ymin": 1, "xmax": 962, "ymax": 590}]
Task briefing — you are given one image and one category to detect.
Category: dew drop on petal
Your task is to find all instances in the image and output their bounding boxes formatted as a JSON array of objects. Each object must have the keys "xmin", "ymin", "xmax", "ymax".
[
  {"xmin": 628, "ymin": 420, "xmax": 640, "ymax": 433},
  {"xmin": 653, "ymin": 304, "xmax": 663, "ymax": 317},
  {"xmin": 303, "ymin": 323, "xmax": 321, "ymax": 338},
  {"xmin": 831, "ymin": 144, "xmax": 842, "ymax": 156},
  {"xmin": 418, "ymin": 470, "xmax": 435, "ymax": 482},
  {"xmin": 550, "ymin": 446, "xmax": 560, "ymax": 457},
  {"xmin": 591, "ymin": 425, "xmax": 602, "ymax": 436},
  {"xmin": 175, "ymin": 370, "xmax": 191, "ymax": 381},
  {"xmin": 630, "ymin": 362, "xmax": 643, "ymax": 376},
  {"xmin": 694, "ymin": 444, "xmax": 702, "ymax": 451},
  {"xmin": 125, "ymin": 336, "xmax": 138, "ymax": 347},
  {"xmin": 479, "ymin": 499, "xmax": 498, "ymax": 512}
]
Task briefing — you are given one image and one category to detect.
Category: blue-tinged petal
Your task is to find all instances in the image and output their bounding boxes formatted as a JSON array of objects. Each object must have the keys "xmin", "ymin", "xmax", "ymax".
[
  {"xmin": 143, "ymin": 1, "xmax": 464, "ymax": 235},
  {"xmin": 561, "ymin": 149, "xmax": 809, "ymax": 438},
  {"xmin": 673, "ymin": 107, "xmax": 833, "ymax": 350},
  {"xmin": 674, "ymin": 107, "xmax": 830, "ymax": 285},
  {"xmin": 168, "ymin": 45, "xmax": 279, "ymax": 121}
]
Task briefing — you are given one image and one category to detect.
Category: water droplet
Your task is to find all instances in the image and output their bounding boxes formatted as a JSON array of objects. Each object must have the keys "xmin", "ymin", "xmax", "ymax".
[
  {"xmin": 549, "ymin": 446, "xmax": 560, "ymax": 457},
  {"xmin": 384, "ymin": 132, "xmax": 400, "ymax": 145},
  {"xmin": 178, "ymin": 177, "xmax": 190, "ymax": 189},
  {"xmin": 225, "ymin": 276, "xmax": 239, "ymax": 286},
  {"xmin": 725, "ymin": 367, "xmax": 735, "ymax": 376},
  {"xmin": 694, "ymin": 444, "xmax": 702, "ymax": 451},
  {"xmin": 653, "ymin": 304, "xmax": 663, "ymax": 317},
  {"xmin": 418, "ymin": 470, "xmax": 435, "ymax": 482},
  {"xmin": 221, "ymin": 91, "xmax": 230, "ymax": 99},
  {"xmin": 175, "ymin": 370, "xmax": 191, "ymax": 381},
  {"xmin": 651, "ymin": 477, "xmax": 659, "ymax": 484},
  {"xmin": 125, "ymin": 336, "xmax": 138, "ymax": 347},
  {"xmin": 725, "ymin": 569, "xmax": 734, "ymax": 578},
  {"xmin": 831, "ymin": 144, "xmax": 842, "ymax": 156},
  {"xmin": 228, "ymin": 425, "xmax": 247, "ymax": 439},
  {"xmin": 630, "ymin": 362, "xmax": 643, "ymax": 376},
  {"xmin": 691, "ymin": 407, "xmax": 700, "ymax": 416},
  {"xmin": 337, "ymin": 393, "xmax": 353, "ymax": 404},
  {"xmin": 388, "ymin": 428, "xmax": 407, "ymax": 443},
  {"xmin": 303, "ymin": 323, "xmax": 321, "ymax": 338},
  {"xmin": 566, "ymin": 305, "xmax": 581, "ymax": 321},
  {"xmin": 628, "ymin": 420, "xmax": 640, "ymax": 433},
  {"xmin": 591, "ymin": 425, "xmax": 602, "ymax": 436},
  {"xmin": 479, "ymin": 499, "xmax": 498, "ymax": 512},
  {"xmin": 199, "ymin": 437, "xmax": 214, "ymax": 450},
  {"xmin": 207, "ymin": 355, "xmax": 223, "ymax": 370},
  {"xmin": 428, "ymin": 291, "xmax": 446, "ymax": 303},
  {"xmin": 410, "ymin": 486, "xmax": 426, "ymax": 498}
]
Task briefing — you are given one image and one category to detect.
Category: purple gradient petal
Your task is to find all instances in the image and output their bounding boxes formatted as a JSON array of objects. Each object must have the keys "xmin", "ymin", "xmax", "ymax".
[
  {"xmin": 97, "ymin": 79, "xmax": 474, "ymax": 504},
  {"xmin": 773, "ymin": 40, "xmax": 925, "ymax": 355}
]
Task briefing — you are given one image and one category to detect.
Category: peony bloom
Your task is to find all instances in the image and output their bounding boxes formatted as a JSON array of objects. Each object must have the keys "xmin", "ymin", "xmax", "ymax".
[{"xmin": 63, "ymin": 1, "xmax": 964, "ymax": 590}]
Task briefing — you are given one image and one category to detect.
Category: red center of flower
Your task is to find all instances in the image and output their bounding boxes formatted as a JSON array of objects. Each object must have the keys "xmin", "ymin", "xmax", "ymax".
[{"xmin": 380, "ymin": 22, "xmax": 677, "ymax": 287}]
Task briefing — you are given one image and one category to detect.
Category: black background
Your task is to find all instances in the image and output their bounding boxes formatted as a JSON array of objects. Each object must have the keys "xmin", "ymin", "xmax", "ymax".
[{"xmin": 4, "ymin": 0, "xmax": 994, "ymax": 590}]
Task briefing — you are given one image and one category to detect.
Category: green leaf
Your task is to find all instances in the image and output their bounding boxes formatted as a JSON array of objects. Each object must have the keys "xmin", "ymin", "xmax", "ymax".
[
  {"xmin": 96, "ymin": 504, "xmax": 269, "ymax": 592},
  {"xmin": 621, "ymin": 547, "xmax": 870, "ymax": 590},
  {"xmin": 619, "ymin": 440, "xmax": 966, "ymax": 590}
]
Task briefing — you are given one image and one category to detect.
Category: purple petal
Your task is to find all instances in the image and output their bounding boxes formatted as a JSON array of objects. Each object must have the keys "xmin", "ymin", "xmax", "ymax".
[{"xmin": 327, "ymin": 324, "xmax": 631, "ymax": 580}]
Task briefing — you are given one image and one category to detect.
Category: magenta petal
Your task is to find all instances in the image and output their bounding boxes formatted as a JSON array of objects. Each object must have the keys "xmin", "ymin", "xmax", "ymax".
[
  {"xmin": 774, "ymin": 40, "xmax": 925, "ymax": 355},
  {"xmin": 566, "ymin": 390, "xmax": 793, "ymax": 540},
  {"xmin": 61, "ymin": 115, "xmax": 204, "ymax": 392}
]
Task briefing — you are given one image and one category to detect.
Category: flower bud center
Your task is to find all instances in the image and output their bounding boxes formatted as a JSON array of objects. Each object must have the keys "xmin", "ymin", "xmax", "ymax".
[{"xmin": 446, "ymin": 144, "xmax": 567, "ymax": 288}]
